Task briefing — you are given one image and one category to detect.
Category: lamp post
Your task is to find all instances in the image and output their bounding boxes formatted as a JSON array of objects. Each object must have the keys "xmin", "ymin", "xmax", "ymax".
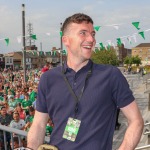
[
  {"xmin": 22, "ymin": 4, "xmax": 26, "ymax": 82},
  {"xmin": 60, "ymin": 22, "xmax": 63, "ymax": 66}
]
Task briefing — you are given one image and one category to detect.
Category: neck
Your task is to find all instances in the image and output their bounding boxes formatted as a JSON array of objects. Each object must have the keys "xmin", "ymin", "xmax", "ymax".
[{"xmin": 67, "ymin": 58, "xmax": 89, "ymax": 72}]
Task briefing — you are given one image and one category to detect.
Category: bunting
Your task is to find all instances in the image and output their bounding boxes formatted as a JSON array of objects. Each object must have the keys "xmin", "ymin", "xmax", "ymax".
[
  {"xmin": 39, "ymin": 51, "xmax": 43, "ymax": 56},
  {"xmin": 1, "ymin": 21, "xmax": 150, "ymax": 49},
  {"xmin": 17, "ymin": 36, "xmax": 22, "ymax": 43},
  {"xmin": 138, "ymin": 31, "xmax": 145, "ymax": 40},
  {"xmin": 31, "ymin": 34, "xmax": 37, "ymax": 40},
  {"xmin": 99, "ymin": 43, "xmax": 105, "ymax": 50},
  {"xmin": 5, "ymin": 38, "xmax": 9, "ymax": 46},
  {"xmin": 62, "ymin": 49, "xmax": 67, "ymax": 55},
  {"xmin": 117, "ymin": 38, "xmax": 122, "ymax": 46},
  {"xmin": 132, "ymin": 22, "xmax": 140, "ymax": 30},
  {"xmin": 94, "ymin": 26, "xmax": 101, "ymax": 31},
  {"xmin": 127, "ymin": 37, "xmax": 132, "ymax": 44},
  {"xmin": 60, "ymin": 31, "xmax": 63, "ymax": 37}
]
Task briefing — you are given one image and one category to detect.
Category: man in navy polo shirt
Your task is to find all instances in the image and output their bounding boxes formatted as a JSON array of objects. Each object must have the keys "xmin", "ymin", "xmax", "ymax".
[{"xmin": 27, "ymin": 13, "xmax": 144, "ymax": 150}]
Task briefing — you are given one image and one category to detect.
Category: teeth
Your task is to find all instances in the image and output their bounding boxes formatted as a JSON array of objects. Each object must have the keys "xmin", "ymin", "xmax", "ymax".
[{"xmin": 83, "ymin": 46, "xmax": 91, "ymax": 49}]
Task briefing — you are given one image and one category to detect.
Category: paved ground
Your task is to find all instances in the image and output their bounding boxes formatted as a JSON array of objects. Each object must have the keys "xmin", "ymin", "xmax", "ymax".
[{"xmin": 112, "ymin": 74, "xmax": 150, "ymax": 150}]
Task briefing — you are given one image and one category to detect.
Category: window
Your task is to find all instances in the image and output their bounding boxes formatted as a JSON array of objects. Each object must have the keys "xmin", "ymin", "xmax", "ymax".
[
  {"xmin": 7, "ymin": 58, "xmax": 9, "ymax": 63},
  {"xmin": 10, "ymin": 58, "xmax": 12, "ymax": 63}
]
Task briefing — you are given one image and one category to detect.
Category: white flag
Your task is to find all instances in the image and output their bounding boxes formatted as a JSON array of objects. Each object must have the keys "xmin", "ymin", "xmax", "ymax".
[
  {"xmin": 113, "ymin": 25, "xmax": 119, "ymax": 30},
  {"xmin": 46, "ymin": 33, "xmax": 51, "ymax": 36},
  {"xmin": 132, "ymin": 35, "xmax": 137, "ymax": 43},
  {"xmin": 17, "ymin": 36, "xmax": 22, "ymax": 43}
]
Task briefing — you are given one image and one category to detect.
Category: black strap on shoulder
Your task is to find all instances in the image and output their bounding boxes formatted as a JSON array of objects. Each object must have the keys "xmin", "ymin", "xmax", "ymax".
[{"xmin": 61, "ymin": 62, "xmax": 93, "ymax": 118}]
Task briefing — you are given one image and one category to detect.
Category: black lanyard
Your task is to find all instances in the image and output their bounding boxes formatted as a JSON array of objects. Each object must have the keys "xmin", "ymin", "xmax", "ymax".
[{"xmin": 62, "ymin": 63, "xmax": 93, "ymax": 118}]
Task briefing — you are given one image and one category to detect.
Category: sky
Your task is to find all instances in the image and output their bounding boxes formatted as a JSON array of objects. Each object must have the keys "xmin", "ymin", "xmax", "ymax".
[{"xmin": 0, "ymin": 0, "xmax": 150, "ymax": 54}]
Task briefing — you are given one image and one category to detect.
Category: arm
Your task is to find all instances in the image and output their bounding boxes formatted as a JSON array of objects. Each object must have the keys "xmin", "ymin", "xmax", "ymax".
[
  {"xmin": 27, "ymin": 110, "xmax": 49, "ymax": 150},
  {"xmin": 118, "ymin": 101, "xmax": 144, "ymax": 150}
]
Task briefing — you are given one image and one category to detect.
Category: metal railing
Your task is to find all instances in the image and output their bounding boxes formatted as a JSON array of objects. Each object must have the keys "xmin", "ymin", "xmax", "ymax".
[
  {"xmin": 135, "ymin": 145, "xmax": 150, "ymax": 150},
  {"xmin": 0, "ymin": 124, "xmax": 50, "ymax": 150},
  {"xmin": 135, "ymin": 122, "xmax": 150, "ymax": 150},
  {"xmin": 1, "ymin": 123, "xmax": 150, "ymax": 150}
]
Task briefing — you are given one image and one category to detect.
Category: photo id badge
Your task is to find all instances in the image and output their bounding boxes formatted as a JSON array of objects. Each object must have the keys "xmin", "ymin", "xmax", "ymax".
[{"xmin": 63, "ymin": 117, "xmax": 81, "ymax": 142}]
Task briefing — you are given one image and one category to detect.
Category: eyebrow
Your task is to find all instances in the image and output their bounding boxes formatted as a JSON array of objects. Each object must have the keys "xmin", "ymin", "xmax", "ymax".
[{"xmin": 79, "ymin": 29, "xmax": 96, "ymax": 34}]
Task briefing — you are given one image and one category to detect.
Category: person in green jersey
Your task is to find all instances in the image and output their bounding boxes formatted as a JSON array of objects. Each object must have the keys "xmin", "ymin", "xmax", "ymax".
[
  {"xmin": 21, "ymin": 93, "xmax": 32, "ymax": 116},
  {"xmin": 24, "ymin": 106, "xmax": 35, "ymax": 132}
]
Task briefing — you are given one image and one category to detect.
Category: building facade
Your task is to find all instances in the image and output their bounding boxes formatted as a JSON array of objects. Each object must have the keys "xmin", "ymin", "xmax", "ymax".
[
  {"xmin": 0, "ymin": 54, "xmax": 5, "ymax": 70},
  {"xmin": 132, "ymin": 43, "xmax": 150, "ymax": 66}
]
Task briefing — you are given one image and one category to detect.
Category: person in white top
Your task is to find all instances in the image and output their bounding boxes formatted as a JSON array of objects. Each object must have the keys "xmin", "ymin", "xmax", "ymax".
[{"xmin": 10, "ymin": 112, "xmax": 25, "ymax": 130}]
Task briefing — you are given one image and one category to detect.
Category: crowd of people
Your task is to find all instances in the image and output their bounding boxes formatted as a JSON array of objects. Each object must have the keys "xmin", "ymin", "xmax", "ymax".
[{"xmin": 0, "ymin": 64, "xmax": 53, "ymax": 149}]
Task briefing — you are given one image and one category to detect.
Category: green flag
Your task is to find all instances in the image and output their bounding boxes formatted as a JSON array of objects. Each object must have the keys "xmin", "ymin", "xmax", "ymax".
[
  {"xmin": 99, "ymin": 43, "xmax": 104, "ymax": 50},
  {"xmin": 40, "ymin": 51, "xmax": 43, "ymax": 56},
  {"xmin": 53, "ymin": 51, "xmax": 56, "ymax": 56},
  {"xmin": 47, "ymin": 52, "xmax": 51, "ymax": 55},
  {"xmin": 117, "ymin": 38, "xmax": 122, "ymax": 46},
  {"xmin": 34, "ymin": 51, "xmax": 37, "ymax": 56},
  {"xmin": 94, "ymin": 26, "xmax": 100, "ymax": 31},
  {"xmin": 107, "ymin": 44, "xmax": 111, "ymax": 50},
  {"xmin": 60, "ymin": 31, "xmax": 63, "ymax": 37},
  {"xmin": 132, "ymin": 22, "xmax": 140, "ymax": 30},
  {"xmin": 138, "ymin": 31, "xmax": 145, "ymax": 39},
  {"xmin": 62, "ymin": 49, "xmax": 67, "ymax": 55},
  {"xmin": 5, "ymin": 38, "xmax": 9, "ymax": 46},
  {"xmin": 31, "ymin": 34, "xmax": 37, "ymax": 40}
]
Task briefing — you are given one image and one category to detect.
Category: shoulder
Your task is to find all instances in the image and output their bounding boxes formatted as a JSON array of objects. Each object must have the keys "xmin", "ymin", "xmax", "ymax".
[
  {"xmin": 42, "ymin": 66, "xmax": 61, "ymax": 77},
  {"xmin": 39, "ymin": 66, "xmax": 62, "ymax": 85},
  {"xmin": 6, "ymin": 114, "xmax": 12, "ymax": 118},
  {"xmin": 19, "ymin": 119, "xmax": 25, "ymax": 124},
  {"xmin": 10, "ymin": 120, "xmax": 15, "ymax": 125},
  {"xmin": 93, "ymin": 63, "xmax": 121, "ymax": 75}
]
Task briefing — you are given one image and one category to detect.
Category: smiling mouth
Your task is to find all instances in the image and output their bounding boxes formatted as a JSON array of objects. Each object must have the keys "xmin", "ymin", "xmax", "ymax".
[{"xmin": 82, "ymin": 45, "xmax": 92, "ymax": 49}]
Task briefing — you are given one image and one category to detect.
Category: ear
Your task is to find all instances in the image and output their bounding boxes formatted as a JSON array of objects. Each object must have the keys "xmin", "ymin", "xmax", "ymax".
[{"xmin": 62, "ymin": 36, "xmax": 69, "ymax": 47}]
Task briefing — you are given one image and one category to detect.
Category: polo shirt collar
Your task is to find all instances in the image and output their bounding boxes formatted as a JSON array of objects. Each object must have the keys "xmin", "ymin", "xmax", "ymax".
[{"xmin": 63, "ymin": 59, "xmax": 93, "ymax": 74}]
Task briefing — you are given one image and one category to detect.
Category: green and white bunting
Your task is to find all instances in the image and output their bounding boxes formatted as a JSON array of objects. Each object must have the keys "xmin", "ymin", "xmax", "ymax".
[{"xmin": 132, "ymin": 22, "xmax": 140, "ymax": 30}]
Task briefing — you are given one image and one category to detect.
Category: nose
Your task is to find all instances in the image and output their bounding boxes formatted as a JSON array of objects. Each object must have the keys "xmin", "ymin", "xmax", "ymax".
[{"xmin": 86, "ymin": 33, "xmax": 95, "ymax": 43}]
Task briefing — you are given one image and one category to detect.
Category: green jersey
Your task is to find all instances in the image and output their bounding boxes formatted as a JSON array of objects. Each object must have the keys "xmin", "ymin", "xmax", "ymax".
[{"xmin": 45, "ymin": 125, "xmax": 53, "ymax": 136}]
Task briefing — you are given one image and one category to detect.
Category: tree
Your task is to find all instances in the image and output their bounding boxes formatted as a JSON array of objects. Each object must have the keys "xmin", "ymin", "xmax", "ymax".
[
  {"xmin": 124, "ymin": 56, "xmax": 130, "ymax": 66},
  {"xmin": 124, "ymin": 55, "xmax": 141, "ymax": 66},
  {"xmin": 133, "ymin": 55, "xmax": 141, "ymax": 66},
  {"xmin": 91, "ymin": 49, "xmax": 119, "ymax": 66}
]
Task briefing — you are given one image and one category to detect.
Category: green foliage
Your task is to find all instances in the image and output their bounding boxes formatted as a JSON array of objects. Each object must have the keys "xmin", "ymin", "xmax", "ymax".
[
  {"xmin": 91, "ymin": 49, "xmax": 119, "ymax": 66},
  {"xmin": 124, "ymin": 55, "xmax": 141, "ymax": 66}
]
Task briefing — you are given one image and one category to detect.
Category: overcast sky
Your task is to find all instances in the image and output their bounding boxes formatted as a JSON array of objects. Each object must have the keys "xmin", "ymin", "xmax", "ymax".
[{"xmin": 0, "ymin": 0, "xmax": 150, "ymax": 54}]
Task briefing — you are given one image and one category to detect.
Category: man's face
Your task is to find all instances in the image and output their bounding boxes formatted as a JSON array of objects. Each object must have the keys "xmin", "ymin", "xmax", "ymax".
[
  {"xmin": 29, "ymin": 110, "xmax": 35, "ymax": 116},
  {"xmin": 1, "ymin": 108, "xmax": 7, "ymax": 116},
  {"xmin": 13, "ymin": 113, "xmax": 20, "ymax": 122},
  {"xmin": 62, "ymin": 22, "xmax": 96, "ymax": 62}
]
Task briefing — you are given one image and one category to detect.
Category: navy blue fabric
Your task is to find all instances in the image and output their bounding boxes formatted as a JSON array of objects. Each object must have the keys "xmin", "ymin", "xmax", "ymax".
[{"xmin": 36, "ymin": 60, "xmax": 134, "ymax": 150}]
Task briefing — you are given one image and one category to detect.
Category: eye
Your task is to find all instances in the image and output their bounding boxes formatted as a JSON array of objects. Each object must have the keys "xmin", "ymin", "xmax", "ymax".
[
  {"xmin": 80, "ymin": 31, "xmax": 86, "ymax": 36},
  {"xmin": 92, "ymin": 32, "xmax": 96, "ymax": 38}
]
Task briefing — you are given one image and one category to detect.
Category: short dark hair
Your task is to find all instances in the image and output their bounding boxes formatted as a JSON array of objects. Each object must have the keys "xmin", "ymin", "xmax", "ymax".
[
  {"xmin": 13, "ymin": 112, "xmax": 19, "ymax": 116},
  {"xmin": 1, "ymin": 106, "xmax": 6, "ymax": 110},
  {"xmin": 62, "ymin": 13, "xmax": 94, "ymax": 35},
  {"xmin": 29, "ymin": 106, "xmax": 35, "ymax": 112}
]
